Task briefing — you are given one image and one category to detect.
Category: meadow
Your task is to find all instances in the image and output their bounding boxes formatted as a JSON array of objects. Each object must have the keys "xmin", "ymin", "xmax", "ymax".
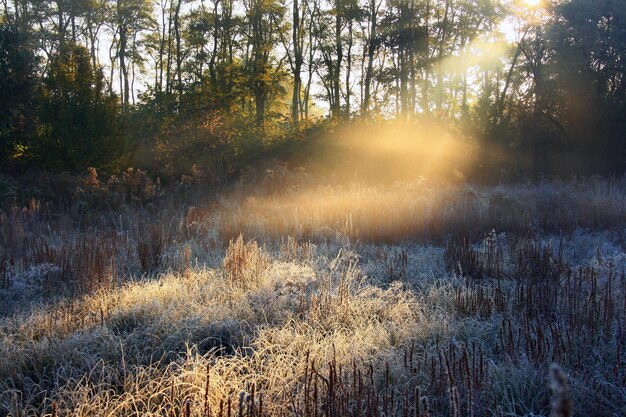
[
  {"xmin": 2, "ymin": 0, "xmax": 626, "ymax": 414},
  {"xmin": 1, "ymin": 171, "xmax": 625, "ymax": 416}
]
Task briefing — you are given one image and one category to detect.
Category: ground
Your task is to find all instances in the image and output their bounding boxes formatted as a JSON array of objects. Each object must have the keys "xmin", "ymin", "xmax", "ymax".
[{"xmin": 1, "ymin": 175, "xmax": 625, "ymax": 416}]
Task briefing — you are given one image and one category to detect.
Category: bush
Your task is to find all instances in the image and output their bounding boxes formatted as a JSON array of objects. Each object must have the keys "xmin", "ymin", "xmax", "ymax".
[
  {"xmin": 37, "ymin": 44, "xmax": 123, "ymax": 173},
  {"xmin": 0, "ymin": 23, "xmax": 39, "ymax": 173}
]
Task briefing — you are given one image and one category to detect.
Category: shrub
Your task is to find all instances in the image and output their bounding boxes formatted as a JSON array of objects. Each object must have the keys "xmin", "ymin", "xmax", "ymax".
[
  {"xmin": 222, "ymin": 235, "xmax": 269, "ymax": 287},
  {"xmin": 37, "ymin": 44, "xmax": 122, "ymax": 173}
]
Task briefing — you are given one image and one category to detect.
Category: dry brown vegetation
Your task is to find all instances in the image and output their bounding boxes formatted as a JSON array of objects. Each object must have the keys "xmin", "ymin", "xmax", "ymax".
[{"xmin": 0, "ymin": 173, "xmax": 625, "ymax": 416}]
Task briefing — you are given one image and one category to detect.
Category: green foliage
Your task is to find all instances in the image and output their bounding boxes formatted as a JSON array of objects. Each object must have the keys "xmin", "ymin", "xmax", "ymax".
[
  {"xmin": 152, "ymin": 107, "xmax": 290, "ymax": 182},
  {"xmin": 1, "ymin": 0, "xmax": 626, "ymax": 180},
  {"xmin": 0, "ymin": 174, "xmax": 18, "ymax": 204},
  {"xmin": 548, "ymin": 0, "xmax": 626, "ymax": 173},
  {"xmin": 0, "ymin": 23, "xmax": 39, "ymax": 172},
  {"xmin": 38, "ymin": 44, "xmax": 123, "ymax": 172}
]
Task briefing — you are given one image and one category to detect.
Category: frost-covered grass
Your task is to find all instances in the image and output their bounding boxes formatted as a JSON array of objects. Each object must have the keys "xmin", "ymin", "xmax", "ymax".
[{"xmin": 0, "ymin": 176, "xmax": 625, "ymax": 416}]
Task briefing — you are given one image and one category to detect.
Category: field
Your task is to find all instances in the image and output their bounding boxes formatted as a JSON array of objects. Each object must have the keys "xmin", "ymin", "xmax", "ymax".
[{"xmin": 1, "ymin": 172, "xmax": 626, "ymax": 416}]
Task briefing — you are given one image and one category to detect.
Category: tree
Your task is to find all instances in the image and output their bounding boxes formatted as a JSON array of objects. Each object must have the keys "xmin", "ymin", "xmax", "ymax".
[
  {"xmin": 112, "ymin": 0, "xmax": 154, "ymax": 112},
  {"xmin": 83, "ymin": 0, "xmax": 109, "ymax": 69},
  {"xmin": 315, "ymin": 0, "xmax": 345, "ymax": 119},
  {"xmin": 381, "ymin": 0, "xmax": 427, "ymax": 119},
  {"xmin": 361, "ymin": 0, "xmax": 383, "ymax": 117},
  {"xmin": 38, "ymin": 44, "xmax": 122, "ymax": 172},
  {"xmin": 549, "ymin": 0, "xmax": 626, "ymax": 172},
  {"xmin": 283, "ymin": 0, "xmax": 307, "ymax": 126},
  {"xmin": 0, "ymin": 23, "xmax": 39, "ymax": 172},
  {"xmin": 246, "ymin": 0, "xmax": 287, "ymax": 126}
]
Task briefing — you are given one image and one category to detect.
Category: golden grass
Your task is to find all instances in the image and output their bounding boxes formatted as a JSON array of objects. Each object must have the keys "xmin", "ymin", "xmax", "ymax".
[
  {"xmin": 207, "ymin": 176, "xmax": 626, "ymax": 243},
  {"xmin": 1, "ymin": 176, "xmax": 626, "ymax": 416}
]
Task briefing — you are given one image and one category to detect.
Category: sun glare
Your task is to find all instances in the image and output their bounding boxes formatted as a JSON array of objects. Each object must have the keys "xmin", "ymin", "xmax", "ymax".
[{"xmin": 524, "ymin": 0, "xmax": 541, "ymax": 7}]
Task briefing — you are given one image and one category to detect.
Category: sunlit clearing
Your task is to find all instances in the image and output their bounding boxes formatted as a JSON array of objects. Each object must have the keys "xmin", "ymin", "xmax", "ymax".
[
  {"xmin": 211, "ymin": 120, "xmax": 480, "ymax": 242},
  {"xmin": 303, "ymin": 120, "xmax": 476, "ymax": 186}
]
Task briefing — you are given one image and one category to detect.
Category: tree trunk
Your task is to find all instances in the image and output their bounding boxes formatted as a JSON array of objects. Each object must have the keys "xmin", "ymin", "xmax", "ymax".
[
  {"xmin": 420, "ymin": 0, "xmax": 431, "ymax": 115},
  {"xmin": 304, "ymin": 0, "xmax": 317, "ymax": 121},
  {"xmin": 291, "ymin": 0, "xmax": 302, "ymax": 126},
  {"xmin": 362, "ymin": 0, "xmax": 378, "ymax": 117},
  {"xmin": 495, "ymin": 38, "xmax": 524, "ymax": 125},
  {"xmin": 408, "ymin": 0, "xmax": 416, "ymax": 118},
  {"xmin": 158, "ymin": 0, "xmax": 168, "ymax": 92},
  {"xmin": 435, "ymin": 0, "xmax": 450, "ymax": 114},
  {"xmin": 332, "ymin": 0, "xmax": 343, "ymax": 119},
  {"xmin": 252, "ymin": 0, "xmax": 266, "ymax": 126},
  {"xmin": 120, "ymin": 28, "xmax": 129, "ymax": 110},
  {"xmin": 345, "ymin": 16, "xmax": 353, "ymax": 118},
  {"xmin": 166, "ymin": 3, "xmax": 173, "ymax": 94},
  {"xmin": 173, "ymin": 0, "xmax": 183, "ymax": 103},
  {"xmin": 118, "ymin": 0, "xmax": 129, "ymax": 112},
  {"xmin": 399, "ymin": 2, "xmax": 409, "ymax": 120},
  {"xmin": 209, "ymin": 0, "xmax": 219, "ymax": 85},
  {"xmin": 57, "ymin": 1, "xmax": 65, "ymax": 59},
  {"xmin": 86, "ymin": 14, "xmax": 98, "ymax": 69}
]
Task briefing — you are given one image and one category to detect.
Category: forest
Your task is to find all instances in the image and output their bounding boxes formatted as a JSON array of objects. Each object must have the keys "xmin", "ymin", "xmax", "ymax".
[
  {"xmin": 1, "ymin": 0, "xmax": 625, "ymax": 183},
  {"xmin": 1, "ymin": 1, "xmax": 626, "ymax": 417}
]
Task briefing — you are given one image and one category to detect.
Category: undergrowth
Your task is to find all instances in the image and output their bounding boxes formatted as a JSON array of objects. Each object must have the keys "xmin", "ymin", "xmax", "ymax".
[{"xmin": 0, "ymin": 174, "xmax": 624, "ymax": 416}]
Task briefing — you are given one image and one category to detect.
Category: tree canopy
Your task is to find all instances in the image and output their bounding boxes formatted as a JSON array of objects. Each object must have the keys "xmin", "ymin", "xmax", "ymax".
[{"xmin": 0, "ymin": 0, "xmax": 624, "ymax": 177}]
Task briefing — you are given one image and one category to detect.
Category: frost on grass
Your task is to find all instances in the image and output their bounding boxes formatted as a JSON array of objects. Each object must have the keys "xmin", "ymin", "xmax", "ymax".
[{"xmin": 1, "ymin": 177, "xmax": 626, "ymax": 416}]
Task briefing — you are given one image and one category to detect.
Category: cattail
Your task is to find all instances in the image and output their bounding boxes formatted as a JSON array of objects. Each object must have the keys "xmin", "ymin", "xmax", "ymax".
[
  {"xmin": 185, "ymin": 399, "xmax": 192, "ymax": 417},
  {"xmin": 204, "ymin": 365, "xmax": 211, "ymax": 417},
  {"xmin": 238, "ymin": 391, "xmax": 246, "ymax": 417},
  {"xmin": 413, "ymin": 387, "xmax": 420, "ymax": 417},
  {"xmin": 448, "ymin": 386, "xmax": 460, "ymax": 417},
  {"xmin": 549, "ymin": 364, "xmax": 572, "ymax": 417},
  {"xmin": 249, "ymin": 385, "xmax": 256, "ymax": 417},
  {"xmin": 184, "ymin": 244, "xmax": 192, "ymax": 278},
  {"xmin": 421, "ymin": 396, "xmax": 430, "ymax": 417}
]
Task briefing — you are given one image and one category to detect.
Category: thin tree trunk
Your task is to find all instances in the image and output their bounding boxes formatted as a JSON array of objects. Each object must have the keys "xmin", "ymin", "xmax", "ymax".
[
  {"xmin": 166, "ymin": 3, "xmax": 173, "ymax": 94},
  {"xmin": 57, "ymin": 2, "xmax": 65, "ymax": 59},
  {"xmin": 420, "ymin": 0, "xmax": 431, "ymax": 115},
  {"xmin": 158, "ymin": 0, "xmax": 168, "ymax": 92},
  {"xmin": 118, "ymin": 0, "xmax": 129, "ymax": 111},
  {"xmin": 291, "ymin": 0, "xmax": 302, "ymax": 126},
  {"xmin": 345, "ymin": 16, "xmax": 353, "ymax": 118},
  {"xmin": 209, "ymin": 0, "xmax": 219, "ymax": 85},
  {"xmin": 363, "ymin": 0, "xmax": 378, "ymax": 117},
  {"xmin": 87, "ymin": 15, "xmax": 98, "ymax": 69},
  {"xmin": 303, "ymin": 1, "xmax": 317, "ymax": 122},
  {"xmin": 252, "ymin": 0, "xmax": 266, "ymax": 126},
  {"xmin": 108, "ymin": 35, "xmax": 116, "ymax": 94},
  {"xmin": 399, "ymin": 2, "xmax": 409, "ymax": 120},
  {"xmin": 435, "ymin": 0, "xmax": 450, "ymax": 113},
  {"xmin": 173, "ymin": 0, "xmax": 183, "ymax": 103},
  {"xmin": 408, "ymin": 0, "xmax": 416, "ymax": 118},
  {"xmin": 333, "ymin": 0, "xmax": 343, "ymax": 118}
]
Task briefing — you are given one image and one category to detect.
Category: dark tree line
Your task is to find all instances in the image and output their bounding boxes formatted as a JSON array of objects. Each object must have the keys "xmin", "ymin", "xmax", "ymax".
[{"xmin": 0, "ymin": 0, "xmax": 624, "ymax": 177}]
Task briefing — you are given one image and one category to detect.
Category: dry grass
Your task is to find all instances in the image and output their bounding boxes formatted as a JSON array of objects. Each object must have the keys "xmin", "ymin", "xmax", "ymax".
[
  {"xmin": 208, "ymin": 176, "xmax": 626, "ymax": 244},
  {"xmin": 1, "ymin": 174, "xmax": 625, "ymax": 416},
  {"xmin": 223, "ymin": 235, "xmax": 270, "ymax": 287}
]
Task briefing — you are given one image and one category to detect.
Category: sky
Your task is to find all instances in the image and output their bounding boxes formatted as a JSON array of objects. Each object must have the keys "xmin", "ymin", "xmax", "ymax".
[{"xmin": 95, "ymin": 0, "xmax": 543, "ymax": 109}]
